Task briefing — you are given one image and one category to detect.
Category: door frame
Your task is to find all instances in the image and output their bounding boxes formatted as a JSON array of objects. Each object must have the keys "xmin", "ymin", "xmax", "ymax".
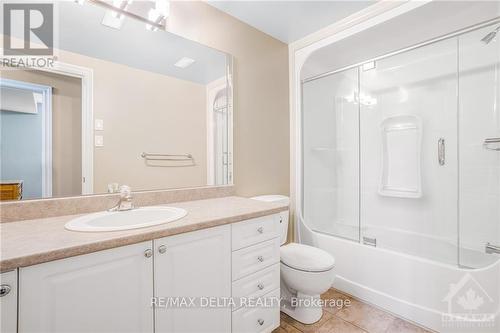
[
  {"xmin": 206, "ymin": 77, "xmax": 228, "ymax": 185},
  {"xmin": 0, "ymin": 78, "xmax": 53, "ymax": 197},
  {"xmin": 36, "ymin": 62, "xmax": 94, "ymax": 195}
]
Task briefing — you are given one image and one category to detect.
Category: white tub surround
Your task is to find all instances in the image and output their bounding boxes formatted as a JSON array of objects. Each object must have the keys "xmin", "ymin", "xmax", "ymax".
[
  {"xmin": 291, "ymin": 2, "xmax": 500, "ymax": 332},
  {"xmin": 308, "ymin": 230, "xmax": 500, "ymax": 333}
]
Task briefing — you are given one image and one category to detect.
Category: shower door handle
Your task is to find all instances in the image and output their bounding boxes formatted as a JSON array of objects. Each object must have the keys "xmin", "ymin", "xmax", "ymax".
[{"xmin": 438, "ymin": 138, "xmax": 445, "ymax": 166}]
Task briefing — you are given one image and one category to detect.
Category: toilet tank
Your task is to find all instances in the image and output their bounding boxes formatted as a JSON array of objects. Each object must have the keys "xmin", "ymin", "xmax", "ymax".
[{"xmin": 250, "ymin": 195, "xmax": 289, "ymax": 245}]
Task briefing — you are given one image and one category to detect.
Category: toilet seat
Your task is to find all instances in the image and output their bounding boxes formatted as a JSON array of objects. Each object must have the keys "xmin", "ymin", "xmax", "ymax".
[{"xmin": 280, "ymin": 243, "xmax": 335, "ymax": 273}]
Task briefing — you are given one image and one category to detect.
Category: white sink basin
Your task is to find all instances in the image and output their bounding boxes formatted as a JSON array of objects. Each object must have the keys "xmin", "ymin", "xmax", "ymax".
[{"xmin": 65, "ymin": 206, "xmax": 187, "ymax": 232}]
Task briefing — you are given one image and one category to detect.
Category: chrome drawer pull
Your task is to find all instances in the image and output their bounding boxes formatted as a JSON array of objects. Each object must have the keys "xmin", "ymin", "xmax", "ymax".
[
  {"xmin": 144, "ymin": 249, "xmax": 153, "ymax": 258},
  {"xmin": 0, "ymin": 285, "xmax": 11, "ymax": 297},
  {"xmin": 257, "ymin": 256, "xmax": 264, "ymax": 262},
  {"xmin": 257, "ymin": 319, "xmax": 265, "ymax": 326},
  {"xmin": 158, "ymin": 245, "xmax": 167, "ymax": 254},
  {"xmin": 257, "ymin": 283, "xmax": 264, "ymax": 290},
  {"xmin": 257, "ymin": 227, "xmax": 264, "ymax": 234}
]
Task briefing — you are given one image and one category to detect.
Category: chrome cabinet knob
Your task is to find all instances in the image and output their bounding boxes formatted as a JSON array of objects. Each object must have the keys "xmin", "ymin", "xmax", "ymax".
[
  {"xmin": 257, "ymin": 256, "xmax": 264, "ymax": 262},
  {"xmin": 158, "ymin": 245, "xmax": 167, "ymax": 254},
  {"xmin": 257, "ymin": 283, "xmax": 264, "ymax": 290},
  {"xmin": 257, "ymin": 319, "xmax": 265, "ymax": 326},
  {"xmin": 257, "ymin": 227, "xmax": 264, "ymax": 234},
  {"xmin": 0, "ymin": 285, "xmax": 11, "ymax": 297},
  {"xmin": 279, "ymin": 217, "xmax": 283, "ymax": 223},
  {"xmin": 144, "ymin": 249, "xmax": 153, "ymax": 258}
]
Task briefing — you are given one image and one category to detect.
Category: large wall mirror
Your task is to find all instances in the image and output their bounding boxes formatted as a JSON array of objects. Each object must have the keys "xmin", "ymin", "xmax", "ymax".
[{"xmin": 0, "ymin": 0, "xmax": 233, "ymax": 201}]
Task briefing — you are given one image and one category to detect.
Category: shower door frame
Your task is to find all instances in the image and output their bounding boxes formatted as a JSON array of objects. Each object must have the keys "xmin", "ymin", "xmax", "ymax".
[
  {"xmin": 295, "ymin": 17, "xmax": 500, "ymax": 261},
  {"xmin": 301, "ymin": 18, "xmax": 500, "ymax": 84}
]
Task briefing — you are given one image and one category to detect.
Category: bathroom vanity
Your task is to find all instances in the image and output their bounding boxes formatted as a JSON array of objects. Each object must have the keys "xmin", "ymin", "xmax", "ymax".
[{"xmin": 0, "ymin": 196, "xmax": 287, "ymax": 333}]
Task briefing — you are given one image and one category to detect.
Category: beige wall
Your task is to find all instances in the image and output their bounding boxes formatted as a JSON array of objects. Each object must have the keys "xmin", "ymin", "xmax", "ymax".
[
  {"xmin": 1, "ymin": 69, "xmax": 82, "ymax": 198},
  {"xmin": 168, "ymin": 1, "xmax": 290, "ymax": 197},
  {"xmin": 57, "ymin": 51, "xmax": 208, "ymax": 194}
]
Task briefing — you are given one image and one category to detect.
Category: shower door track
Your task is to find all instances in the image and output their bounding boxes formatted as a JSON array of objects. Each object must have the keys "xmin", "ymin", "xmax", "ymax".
[{"xmin": 302, "ymin": 16, "xmax": 500, "ymax": 84}]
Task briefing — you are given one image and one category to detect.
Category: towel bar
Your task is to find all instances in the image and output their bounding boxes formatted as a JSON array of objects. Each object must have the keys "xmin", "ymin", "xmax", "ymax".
[{"xmin": 141, "ymin": 152, "xmax": 193, "ymax": 161}]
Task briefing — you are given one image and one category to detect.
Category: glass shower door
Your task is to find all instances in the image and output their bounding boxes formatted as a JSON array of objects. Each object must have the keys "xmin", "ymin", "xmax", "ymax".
[
  {"xmin": 458, "ymin": 25, "xmax": 500, "ymax": 268},
  {"xmin": 359, "ymin": 38, "xmax": 459, "ymax": 265},
  {"xmin": 302, "ymin": 68, "xmax": 360, "ymax": 241}
]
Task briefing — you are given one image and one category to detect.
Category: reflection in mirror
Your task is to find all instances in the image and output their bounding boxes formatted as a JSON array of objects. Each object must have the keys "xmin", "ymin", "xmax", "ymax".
[{"xmin": 0, "ymin": 0, "xmax": 233, "ymax": 201}]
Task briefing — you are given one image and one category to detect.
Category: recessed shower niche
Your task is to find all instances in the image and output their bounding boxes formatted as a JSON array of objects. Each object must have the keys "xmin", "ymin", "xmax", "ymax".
[{"xmin": 379, "ymin": 115, "xmax": 422, "ymax": 199}]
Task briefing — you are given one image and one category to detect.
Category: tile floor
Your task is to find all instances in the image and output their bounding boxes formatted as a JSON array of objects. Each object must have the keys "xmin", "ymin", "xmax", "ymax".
[{"xmin": 274, "ymin": 289, "xmax": 432, "ymax": 333}]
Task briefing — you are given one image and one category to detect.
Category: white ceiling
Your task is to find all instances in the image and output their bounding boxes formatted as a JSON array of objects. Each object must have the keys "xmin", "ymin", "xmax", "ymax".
[{"xmin": 207, "ymin": 1, "xmax": 375, "ymax": 43}]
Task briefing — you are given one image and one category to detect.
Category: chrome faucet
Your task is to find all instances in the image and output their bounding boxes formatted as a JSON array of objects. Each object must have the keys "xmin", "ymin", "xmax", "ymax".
[{"xmin": 108, "ymin": 185, "xmax": 134, "ymax": 212}]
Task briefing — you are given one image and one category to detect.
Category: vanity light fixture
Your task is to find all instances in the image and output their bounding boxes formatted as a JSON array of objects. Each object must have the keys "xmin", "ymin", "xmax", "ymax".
[
  {"xmin": 174, "ymin": 57, "xmax": 196, "ymax": 68},
  {"xmin": 146, "ymin": 0, "xmax": 169, "ymax": 31},
  {"xmin": 100, "ymin": 0, "xmax": 133, "ymax": 30},
  {"xmin": 89, "ymin": 0, "xmax": 166, "ymax": 31},
  {"xmin": 112, "ymin": 0, "xmax": 133, "ymax": 19}
]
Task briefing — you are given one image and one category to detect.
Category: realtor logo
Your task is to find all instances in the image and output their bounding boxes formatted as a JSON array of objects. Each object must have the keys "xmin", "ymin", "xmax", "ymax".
[{"xmin": 3, "ymin": 3, "xmax": 53, "ymax": 56}]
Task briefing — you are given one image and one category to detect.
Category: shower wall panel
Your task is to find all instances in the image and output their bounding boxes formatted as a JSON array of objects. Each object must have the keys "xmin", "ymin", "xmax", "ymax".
[
  {"xmin": 302, "ymin": 69, "xmax": 360, "ymax": 241},
  {"xmin": 359, "ymin": 38, "xmax": 459, "ymax": 264}
]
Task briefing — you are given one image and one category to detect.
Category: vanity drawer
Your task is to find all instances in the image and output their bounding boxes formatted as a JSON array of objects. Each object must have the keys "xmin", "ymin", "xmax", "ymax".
[
  {"xmin": 232, "ymin": 288, "xmax": 280, "ymax": 333},
  {"xmin": 232, "ymin": 215, "xmax": 280, "ymax": 250},
  {"xmin": 232, "ymin": 238, "xmax": 280, "ymax": 281},
  {"xmin": 232, "ymin": 264, "xmax": 280, "ymax": 310}
]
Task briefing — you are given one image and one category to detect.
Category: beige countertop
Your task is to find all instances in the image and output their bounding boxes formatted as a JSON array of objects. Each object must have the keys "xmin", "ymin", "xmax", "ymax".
[{"xmin": 0, "ymin": 196, "xmax": 288, "ymax": 272}]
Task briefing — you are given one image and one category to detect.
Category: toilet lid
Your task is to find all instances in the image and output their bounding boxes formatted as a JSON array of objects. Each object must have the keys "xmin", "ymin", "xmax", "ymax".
[{"xmin": 280, "ymin": 243, "xmax": 335, "ymax": 272}]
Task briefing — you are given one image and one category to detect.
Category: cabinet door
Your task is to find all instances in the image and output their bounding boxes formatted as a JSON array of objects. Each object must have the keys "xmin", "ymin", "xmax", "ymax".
[
  {"xmin": 19, "ymin": 241, "xmax": 154, "ymax": 333},
  {"xmin": 155, "ymin": 225, "xmax": 231, "ymax": 333},
  {"xmin": 0, "ymin": 270, "xmax": 17, "ymax": 333}
]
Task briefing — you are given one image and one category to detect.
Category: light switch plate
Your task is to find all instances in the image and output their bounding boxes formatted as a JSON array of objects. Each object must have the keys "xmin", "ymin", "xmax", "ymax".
[
  {"xmin": 95, "ymin": 135, "xmax": 104, "ymax": 147},
  {"xmin": 95, "ymin": 119, "xmax": 104, "ymax": 131}
]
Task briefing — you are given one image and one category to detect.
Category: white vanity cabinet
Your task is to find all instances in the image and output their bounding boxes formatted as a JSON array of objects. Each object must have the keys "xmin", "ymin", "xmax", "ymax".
[
  {"xmin": 154, "ymin": 224, "xmax": 232, "ymax": 333},
  {"xmin": 231, "ymin": 215, "xmax": 281, "ymax": 333},
  {"xmin": 0, "ymin": 270, "xmax": 17, "ymax": 333},
  {"xmin": 16, "ymin": 213, "xmax": 282, "ymax": 333},
  {"xmin": 19, "ymin": 241, "xmax": 154, "ymax": 333}
]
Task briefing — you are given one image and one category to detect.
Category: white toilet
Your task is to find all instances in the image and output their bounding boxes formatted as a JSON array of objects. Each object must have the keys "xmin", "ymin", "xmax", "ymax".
[{"xmin": 251, "ymin": 195, "xmax": 336, "ymax": 324}]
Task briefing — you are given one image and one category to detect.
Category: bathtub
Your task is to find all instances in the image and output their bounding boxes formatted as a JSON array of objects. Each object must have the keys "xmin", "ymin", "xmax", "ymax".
[
  {"xmin": 298, "ymin": 218, "xmax": 500, "ymax": 333},
  {"xmin": 309, "ymin": 221, "xmax": 499, "ymax": 269}
]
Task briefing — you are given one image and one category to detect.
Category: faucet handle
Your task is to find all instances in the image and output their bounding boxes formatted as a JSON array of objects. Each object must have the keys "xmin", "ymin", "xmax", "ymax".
[{"xmin": 119, "ymin": 185, "xmax": 132, "ymax": 199}]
